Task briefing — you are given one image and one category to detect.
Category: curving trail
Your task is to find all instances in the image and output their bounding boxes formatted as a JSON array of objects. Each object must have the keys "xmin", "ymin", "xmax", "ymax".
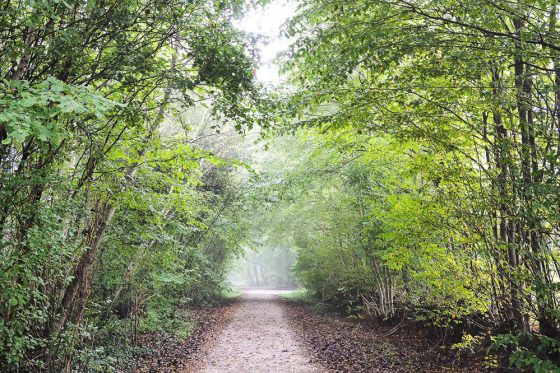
[{"xmin": 198, "ymin": 290, "xmax": 322, "ymax": 373}]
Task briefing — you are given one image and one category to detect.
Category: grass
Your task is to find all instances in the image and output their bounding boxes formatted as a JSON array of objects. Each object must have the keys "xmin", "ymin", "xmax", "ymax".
[
  {"xmin": 279, "ymin": 288, "xmax": 315, "ymax": 303},
  {"xmin": 220, "ymin": 287, "xmax": 243, "ymax": 300},
  {"xmin": 280, "ymin": 289, "xmax": 347, "ymax": 315}
]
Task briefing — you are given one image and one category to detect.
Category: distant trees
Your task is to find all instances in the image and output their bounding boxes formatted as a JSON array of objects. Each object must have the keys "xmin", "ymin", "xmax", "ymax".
[{"xmin": 238, "ymin": 245, "xmax": 297, "ymax": 288}]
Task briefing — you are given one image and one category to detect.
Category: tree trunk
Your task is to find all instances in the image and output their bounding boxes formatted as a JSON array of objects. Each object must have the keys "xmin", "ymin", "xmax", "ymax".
[{"xmin": 50, "ymin": 54, "xmax": 176, "ymax": 336}]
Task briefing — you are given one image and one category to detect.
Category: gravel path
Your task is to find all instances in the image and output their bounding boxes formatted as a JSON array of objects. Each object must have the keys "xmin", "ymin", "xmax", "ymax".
[{"xmin": 198, "ymin": 290, "xmax": 323, "ymax": 373}]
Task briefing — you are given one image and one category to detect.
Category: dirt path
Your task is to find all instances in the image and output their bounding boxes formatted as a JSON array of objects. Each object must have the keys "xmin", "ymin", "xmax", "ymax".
[{"xmin": 198, "ymin": 290, "xmax": 322, "ymax": 373}]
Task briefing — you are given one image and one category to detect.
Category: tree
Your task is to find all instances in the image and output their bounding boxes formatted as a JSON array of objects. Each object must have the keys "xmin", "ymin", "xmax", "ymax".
[
  {"xmin": 0, "ymin": 0, "xmax": 263, "ymax": 370},
  {"xmin": 281, "ymin": 0, "xmax": 560, "ymax": 368}
]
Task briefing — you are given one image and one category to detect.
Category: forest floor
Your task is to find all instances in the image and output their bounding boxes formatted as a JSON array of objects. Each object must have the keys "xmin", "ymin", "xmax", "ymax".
[
  {"xmin": 135, "ymin": 290, "xmax": 492, "ymax": 372},
  {"xmin": 282, "ymin": 298, "xmax": 491, "ymax": 372},
  {"xmin": 133, "ymin": 298, "xmax": 239, "ymax": 372}
]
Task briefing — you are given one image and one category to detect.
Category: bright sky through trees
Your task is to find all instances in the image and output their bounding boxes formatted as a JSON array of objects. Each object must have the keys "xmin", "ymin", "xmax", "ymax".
[{"xmin": 235, "ymin": 1, "xmax": 296, "ymax": 84}]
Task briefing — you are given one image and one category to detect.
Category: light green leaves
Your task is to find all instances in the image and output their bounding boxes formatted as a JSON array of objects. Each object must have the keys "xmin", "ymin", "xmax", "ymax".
[{"xmin": 0, "ymin": 77, "xmax": 121, "ymax": 146}]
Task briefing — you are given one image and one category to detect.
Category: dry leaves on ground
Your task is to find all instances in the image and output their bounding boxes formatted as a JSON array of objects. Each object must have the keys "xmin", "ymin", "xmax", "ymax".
[{"xmin": 281, "ymin": 299, "xmax": 490, "ymax": 373}]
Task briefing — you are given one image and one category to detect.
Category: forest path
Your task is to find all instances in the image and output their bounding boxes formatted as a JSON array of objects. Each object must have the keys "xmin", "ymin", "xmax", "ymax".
[{"xmin": 198, "ymin": 289, "xmax": 323, "ymax": 373}]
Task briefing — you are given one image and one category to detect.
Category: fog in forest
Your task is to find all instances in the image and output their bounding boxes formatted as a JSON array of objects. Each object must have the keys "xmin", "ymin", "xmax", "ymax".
[{"xmin": 228, "ymin": 246, "xmax": 298, "ymax": 289}]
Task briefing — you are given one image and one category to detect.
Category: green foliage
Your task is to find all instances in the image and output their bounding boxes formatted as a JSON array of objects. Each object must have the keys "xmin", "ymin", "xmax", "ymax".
[
  {"xmin": 0, "ymin": 77, "xmax": 119, "ymax": 146},
  {"xmin": 248, "ymin": 130, "xmax": 484, "ymax": 323},
  {"xmin": 494, "ymin": 333, "xmax": 560, "ymax": 373},
  {"xmin": 140, "ymin": 307, "xmax": 194, "ymax": 340},
  {"xmin": 274, "ymin": 0, "xmax": 560, "ymax": 369},
  {"xmin": 281, "ymin": 289, "xmax": 315, "ymax": 304},
  {"xmin": 451, "ymin": 333, "xmax": 485, "ymax": 355},
  {"xmin": 2, "ymin": 0, "xmax": 560, "ymax": 371},
  {"xmin": 0, "ymin": 0, "xmax": 263, "ymax": 370}
]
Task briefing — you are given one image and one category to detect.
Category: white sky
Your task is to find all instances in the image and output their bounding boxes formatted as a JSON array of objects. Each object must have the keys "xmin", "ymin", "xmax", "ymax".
[{"xmin": 234, "ymin": 1, "xmax": 297, "ymax": 85}]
